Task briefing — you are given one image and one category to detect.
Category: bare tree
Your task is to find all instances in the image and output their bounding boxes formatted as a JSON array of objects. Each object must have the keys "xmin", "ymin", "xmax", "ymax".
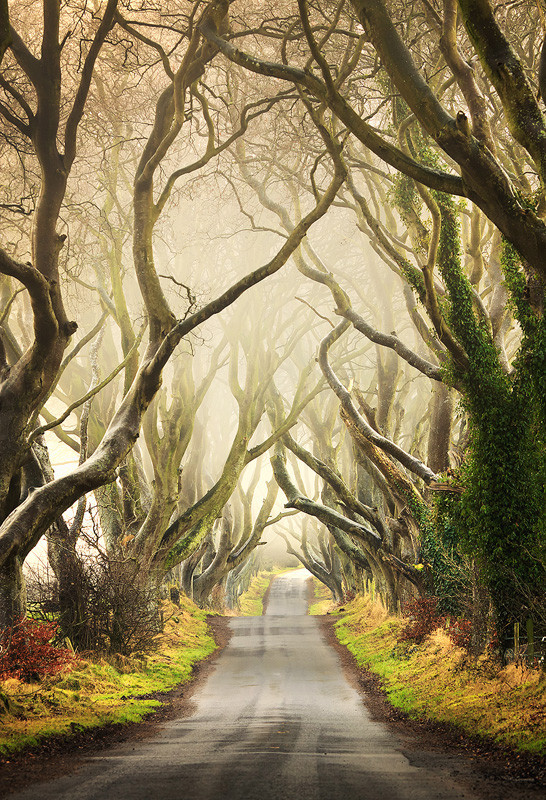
[
  {"xmin": 0, "ymin": 0, "xmax": 346, "ymax": 628},
  {"xmin": 201, "ymin": 0, "xmax": 546, "ymax": 635}
]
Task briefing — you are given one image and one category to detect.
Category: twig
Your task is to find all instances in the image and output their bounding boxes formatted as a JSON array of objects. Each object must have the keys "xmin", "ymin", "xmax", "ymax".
[
  {"xmin": 29, "ymin": 324, "xmax": 146, "ymax": 443},
  {"xmin": 295, "ymin": 296, "xmax": 334, "ymax": 327}
]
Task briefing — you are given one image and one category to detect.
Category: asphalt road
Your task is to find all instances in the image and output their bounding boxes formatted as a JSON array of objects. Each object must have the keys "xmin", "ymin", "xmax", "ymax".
[{"xmin": 9, "ymin": 569, "xmax": 479, "ymax": 800}]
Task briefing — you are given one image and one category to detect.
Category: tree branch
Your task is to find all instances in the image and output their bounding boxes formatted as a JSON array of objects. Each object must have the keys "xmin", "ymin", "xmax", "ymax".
[
  {"xmin": 64, "ymin": 0, "xmax": 119, "ymax": 168},
  {"xmin": 319, "ymin": 321, "xmax": 438, "ymax": 484},
  {"xmin": 199, "ymin": 14, "xmax": 466, "ymax": 196},
  {"xmin": 0, "ymin": 248, "xmax": 58, "ymax": 361},
  {"xmin": 457, "ymin": 0, "xmax": 546, "ymax": 182},
  {"xmin": 271, "ymin": 443, "xmax": 383, "ymax": 551},
  {"xmin": 28, "ymin": 324, "xmax": 145, "ymax": 444},
  {"xmin": 340, "ymin": 307, "xmax": 444, "ymax": 382}
]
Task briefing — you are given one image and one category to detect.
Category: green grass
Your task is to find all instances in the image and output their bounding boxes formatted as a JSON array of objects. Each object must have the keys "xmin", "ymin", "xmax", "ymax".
[
  {"xmin": 308, "ymin": 576, "xmax": 335, "ymax": 615},
  {"xmin": 334, "ymin": 595, "xmax": 546, "ymax": 755},
  {"xmin": 237, "ymin": 573, "xmax": 272, "ymax": 616},
  {"xmin": 0, "ymin": 595, "xmax": 216, "ymax": 755}
]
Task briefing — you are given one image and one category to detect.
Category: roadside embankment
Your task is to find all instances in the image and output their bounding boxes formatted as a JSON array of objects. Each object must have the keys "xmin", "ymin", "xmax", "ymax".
[
  {"xmin": 0, "ymin": 595, "xmax": 216, "ymax": 756},
  {"xmin": 236, "ymin": 566, "xmax": 298, "ymax": 616},
  {"xmin": 0, "ymin": 566, "xmax": 298, "ymax": 757},
  {"xmin": 333, "ymin": 595, "xmax": 546, "ymax": 755},
  {"xmin": 307, "ymin": 576, "xmax": 336, "ymax": 615}
]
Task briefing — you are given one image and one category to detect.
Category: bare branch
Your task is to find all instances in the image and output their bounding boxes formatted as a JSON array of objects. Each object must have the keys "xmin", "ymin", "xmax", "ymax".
[
  {"xmin": 64, "ymin": 0, "xmax": 119, "ymax": 168},
  {"xmin": 271, "ymin": 442, "xmax": 383, "ymax": 551},
  {"xmin": 295, "ymin": 295, "xmax": 334, "ymax": 327},
  {"xmin": 0, "ymin": 287, "xmax": 24, "ymax": 327},
  {"xmin": 319, "ymin": 321, "xmax": 438, "ymax": 484},
  {"xmin": 29, "ymin": 325, "xmax": 145, "ymax": 444},
  {"xmin": 199, "ymin": 13, "xmax": 466, "ymax": 196}
]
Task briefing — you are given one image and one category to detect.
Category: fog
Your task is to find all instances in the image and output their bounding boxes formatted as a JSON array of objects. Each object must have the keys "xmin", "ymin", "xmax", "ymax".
[{"xmin": 1, "ymin": 0, "xmax": 538, "ymax": 630}]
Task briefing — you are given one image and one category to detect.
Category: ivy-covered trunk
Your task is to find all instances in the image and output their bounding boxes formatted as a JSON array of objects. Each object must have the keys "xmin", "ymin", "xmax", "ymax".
[{"xmin": 435, "ymin": 195, "xmax": 546, "ymax": 647}]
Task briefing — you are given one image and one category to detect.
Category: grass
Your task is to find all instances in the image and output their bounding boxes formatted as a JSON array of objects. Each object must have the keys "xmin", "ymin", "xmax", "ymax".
[
  {"xmin": 0, "ymin": 594, "xmax": 216, "ymax": 756},
  {"xmin": 237, "ymin": 567, "xmax": 299, "ymax": 616},
  {"xmin": 334, "ymin": 594, "xmax": 546, "ymax": 755},
  {"xmin": 0, "ymin": 569, "xmax": 299, "ymax": 754},
  {"xmin": 308, "ymin": 576, "xmax": 336, "ymax": 615}
]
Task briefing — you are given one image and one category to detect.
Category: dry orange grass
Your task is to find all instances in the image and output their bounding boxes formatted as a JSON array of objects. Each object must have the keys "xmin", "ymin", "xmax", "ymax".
[{"xmin": 335, "ymin": 595, "xmax": 546, "ymax": 754}]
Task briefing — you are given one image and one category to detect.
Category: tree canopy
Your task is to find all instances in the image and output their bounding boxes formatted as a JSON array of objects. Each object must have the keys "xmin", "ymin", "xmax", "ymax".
[{"xmin": 0, "ymin": 0, "xmax": 544, "ymax": 652}]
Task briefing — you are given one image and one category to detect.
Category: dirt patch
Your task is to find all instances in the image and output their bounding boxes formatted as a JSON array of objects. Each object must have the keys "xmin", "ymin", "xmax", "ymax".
[
  {"xmin": 319, "ymin": 614, "xmax": 546, "ymax": 800},
  {"xmin": 0, "ymin": 615, "xmax": 232, "ymax": 797}
]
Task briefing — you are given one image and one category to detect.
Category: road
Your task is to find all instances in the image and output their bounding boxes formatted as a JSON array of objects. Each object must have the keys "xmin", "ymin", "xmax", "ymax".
[{"xmin": 9, "ymin": 569, "xmax": 479, "ymax": 800}]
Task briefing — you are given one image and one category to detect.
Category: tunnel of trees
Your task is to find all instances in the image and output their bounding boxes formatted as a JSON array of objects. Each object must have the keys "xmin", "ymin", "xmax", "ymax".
[{"xmin": 0, "ymin": 0, "xmax": 544, "ymax": 655}]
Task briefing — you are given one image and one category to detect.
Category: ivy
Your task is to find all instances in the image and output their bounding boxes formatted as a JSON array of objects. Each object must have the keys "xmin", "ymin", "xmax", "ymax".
[
  {"xmin": 388, "ymin": 175, "xmax": 427, "ymax": 298},
  {"xmin": 420, "ymin": 494, "xmax": 470, "ymax": 616},
  {"xmin": 388, "ymin": 134, "xmax": 545, "ymax": 641},
  {"xmin": 431, "ymin": 195, "xmax": 546, "ymax": 636}
]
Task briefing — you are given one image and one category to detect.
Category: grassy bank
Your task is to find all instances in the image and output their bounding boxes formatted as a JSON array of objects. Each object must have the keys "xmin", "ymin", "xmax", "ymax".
[
  {"xmin": 0, "ymin": 595, "xmax": 216, "ymax": 756},
  {"xmin": 334, "ymin": 595, "xmax": 546, "ymax": 755},
  {"xmin": 308, "ymin": 576, "xmax": 336, "ymax": 616},
  {"xmin": 237, "ymin": 567, "xmax": 297, "ymax": 616}
]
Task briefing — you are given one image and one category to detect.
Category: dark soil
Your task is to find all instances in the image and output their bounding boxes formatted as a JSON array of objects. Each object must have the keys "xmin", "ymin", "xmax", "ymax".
[
  {"xmin": 0, "ymin": 615, "xmax": 232, "ymax": 798},
  {"xmin": 318, "ymin": 613, "xmax": 546, "ymax": 800}
]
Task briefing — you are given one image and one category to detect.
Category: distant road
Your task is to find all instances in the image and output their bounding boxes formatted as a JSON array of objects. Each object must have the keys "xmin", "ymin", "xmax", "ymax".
[{"xmin": 10, "ymin": 569, "xmax": 478, "ymax": 800}]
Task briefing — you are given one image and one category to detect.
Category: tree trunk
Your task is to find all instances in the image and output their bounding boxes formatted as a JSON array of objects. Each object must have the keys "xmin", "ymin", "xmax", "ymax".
[
  {"xmin": 47, "ymin": 523, "xmax": 90, "ymax": 649},
  {"xmin": 0, "ymin": 555, "xmax": 25, "ymax": 630},
  {"xmin": 470, "ymin": 559, "xmax": 490, "ymax": 656},
  {"xmin": 427, "ymin": 383, "xmax": 453, "ymax": 474}
]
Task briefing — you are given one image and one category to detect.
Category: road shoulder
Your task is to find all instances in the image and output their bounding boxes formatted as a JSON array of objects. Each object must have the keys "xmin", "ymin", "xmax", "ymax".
[
  {"xmin": 318, "ymin": 614, "xmax": 546, "ymax": 800},
  {"xmin": 0, "ymin": 616, "xmax": 231, "ymax": 797}
]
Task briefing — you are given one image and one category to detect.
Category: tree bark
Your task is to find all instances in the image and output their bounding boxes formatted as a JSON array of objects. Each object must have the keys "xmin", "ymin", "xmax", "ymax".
[{"xmin": 427, "ymin": 383, "xmax": 453, "ymax": 474}]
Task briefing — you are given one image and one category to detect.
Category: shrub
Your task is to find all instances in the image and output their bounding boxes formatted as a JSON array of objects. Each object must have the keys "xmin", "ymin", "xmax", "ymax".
[
  {"xmin": 0, "ymin": 619, "xmax": 75, "ymax": 682},
  {"xmin": 399, "ymin": 596, "xmax": 445, "ymax": 644},
  {"xmin": 27, "ymin": 521, "xmax": 163, "ymax": 656},
  {"xmin": 447, "ymin": 617, "xmax": 473, "ymax": 651}
]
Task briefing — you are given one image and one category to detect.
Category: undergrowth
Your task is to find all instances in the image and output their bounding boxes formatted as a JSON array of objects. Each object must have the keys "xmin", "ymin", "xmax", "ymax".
[
  {"xmin": 398, "ymin": 597, "xmax": 445, "ymax": 645},
  {"xmin": 0, "ymin": 619, "xmax": 76, "ymax": 682},
  {"xmin": 0, "ymin": 595, "xmax": 216, "ymax": 756},
  {"xmin": 334, "ymin": 595, "xmax": 546, "ymax": 755}
]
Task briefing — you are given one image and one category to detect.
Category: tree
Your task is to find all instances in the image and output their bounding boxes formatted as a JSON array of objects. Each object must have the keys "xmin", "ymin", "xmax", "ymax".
[
  {"xmin": 3, "ymin": 0, "xmax": 545, "ymax": 645},
  {"xmin": 200, "ymin": 0, "xmax": 546, "ymax": 641},
  {"xmin": 0, "ymin": 0, "xmax": 346, "ymax": 628},
  {"xmin": 279, "ymin": 518, "xmax": 345, "ymax": 602}
]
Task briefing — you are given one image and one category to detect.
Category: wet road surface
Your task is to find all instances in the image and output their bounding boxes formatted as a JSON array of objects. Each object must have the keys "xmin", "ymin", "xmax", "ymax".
[{"xmin": 9, "ymin": 569, "xmax": 478, "ymax": 799}]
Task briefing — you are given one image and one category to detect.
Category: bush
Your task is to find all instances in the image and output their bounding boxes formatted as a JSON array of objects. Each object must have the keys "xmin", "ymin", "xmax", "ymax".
[
  {"xmin": 446, "ymin": 617, "xmax": 473, "ymax": 651},
  {"xmin": 27, "ymin": 519, "xmax": 163, "ymax": 656},
  {"xmin": 399, "ymin": 596, "xmax": 445, "ymax": 644},
  {"xmin": 0, "ymin": 619, "xmax": 75, "ymax": 682}
]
